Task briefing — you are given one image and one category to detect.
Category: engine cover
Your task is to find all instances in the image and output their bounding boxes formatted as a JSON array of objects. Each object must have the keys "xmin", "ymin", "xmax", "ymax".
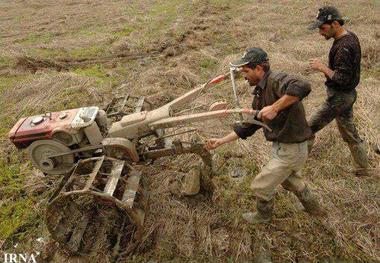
[{"xmin": 9, "ymin": 107, "xmax": 99, "ymax": 149}]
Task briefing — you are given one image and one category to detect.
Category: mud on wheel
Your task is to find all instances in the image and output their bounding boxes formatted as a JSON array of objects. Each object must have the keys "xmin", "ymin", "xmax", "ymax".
[
  {"xmin": 28, "ymin": 139, "xmax": 75, "ymax": 175},
  {"xmin": 46, "ymin": 156, "xmax": 146, "ymax": 257}
]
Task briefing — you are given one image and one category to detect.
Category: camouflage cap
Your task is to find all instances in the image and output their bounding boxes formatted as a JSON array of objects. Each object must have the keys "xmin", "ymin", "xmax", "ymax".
[
  {"xmin": 308, "ymin": 6, "xmax": 343, "ymax": 30},
  {"xmin": 230, "ymin": 47, "xmax": 268, "ymax": 67}
]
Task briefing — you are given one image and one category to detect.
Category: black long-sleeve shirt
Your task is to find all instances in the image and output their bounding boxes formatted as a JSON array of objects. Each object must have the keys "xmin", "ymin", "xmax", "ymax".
[
  {"xmin": 325, "ymin": 31, "xmax": 361, "ymax": 91},
  {"xmin": 234, "ymin": 71, "xmax": 312, "ymax": 143}
]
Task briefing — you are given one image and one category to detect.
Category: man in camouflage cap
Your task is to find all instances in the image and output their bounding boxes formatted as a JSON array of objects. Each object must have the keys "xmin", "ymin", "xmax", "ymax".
[
  {"xmin": 308, "ymin": 6, "xmax": 369, "ymax": 176},
  {"xmin": 205, "ymin": 48, "xmax": 324, "ymax": 224}
]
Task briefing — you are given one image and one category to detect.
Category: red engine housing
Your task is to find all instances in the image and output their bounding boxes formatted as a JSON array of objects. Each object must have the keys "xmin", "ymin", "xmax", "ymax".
[{"xmin": 9, "ymin": 108, "xmax": 81, "ymax": 149}]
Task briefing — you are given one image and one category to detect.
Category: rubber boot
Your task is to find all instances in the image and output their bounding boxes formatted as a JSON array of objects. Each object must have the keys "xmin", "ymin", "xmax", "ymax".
[
  {"xmin": 242, "ymin": 198, "xmax": 273, "ymax": 224},
  {"xmin": 294, "ymin": 186, "xmax": 325, "ymax": 216},
  {"xmin": 348, "ymin": 142, "xmax": 370, "ymax": 177}
]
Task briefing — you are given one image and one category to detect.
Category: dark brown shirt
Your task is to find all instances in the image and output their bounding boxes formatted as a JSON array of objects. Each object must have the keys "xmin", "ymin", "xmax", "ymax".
[
  {"xmin": 325, "ymin": 31, "xmax": 361, "ymax": 91},
  {"xmin": 234, "ymin": 70, "xmax": 312, "ymax": 143}
]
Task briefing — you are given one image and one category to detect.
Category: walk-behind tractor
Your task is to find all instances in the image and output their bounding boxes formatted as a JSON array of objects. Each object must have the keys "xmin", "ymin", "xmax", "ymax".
[{"xmin": 9, "ymin": 67, "xmax": 269, "ymax": 258}]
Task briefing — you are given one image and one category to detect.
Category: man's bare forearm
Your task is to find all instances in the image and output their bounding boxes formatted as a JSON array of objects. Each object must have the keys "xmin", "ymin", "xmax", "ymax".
[
  {"xmin": 204, "ymin": 131, "xmax": 240, "ymax": 150},
  {"xmin": 221, "ymin": 131, "xmax": 240, "ymax": 145},
  {"xmin": 258, "ymin": 94, "xmax": 300, "ymax": 120},
  {"xmin": 309, "ymin": 58, "xmax": 334, "ymax": 79},
  {"xmin": 320, "ymin": 65, "xmax": 334, "ymax": 79},
  {"xmin": 272, "ymin": 95, "xmax": 300, "ymax": 113}
]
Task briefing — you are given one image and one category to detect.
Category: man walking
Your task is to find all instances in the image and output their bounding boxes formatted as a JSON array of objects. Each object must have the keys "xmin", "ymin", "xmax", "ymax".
[
  {"xmin": 205, "ymin": 48, "xmax": 323, "ymax": 224},
  {"xmin": 308, "ymin": 6, "xmax": 369, "ymax": 176}
]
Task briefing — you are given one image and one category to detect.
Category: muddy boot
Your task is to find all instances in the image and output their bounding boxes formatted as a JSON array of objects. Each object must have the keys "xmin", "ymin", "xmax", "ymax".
[
  {"xmin": 348, "ymin": 142, "xmax": 370, "ymax": 177},
  {"xmin": 242, "ymin": 198, "xmax": 273, "ymax": 224},
  {"xmin": 294, "ymin": 186, "xmax": 325, "ymax": 216}
]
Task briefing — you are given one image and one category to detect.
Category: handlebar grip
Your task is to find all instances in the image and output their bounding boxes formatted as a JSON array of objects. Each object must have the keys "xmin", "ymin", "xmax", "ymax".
[{"xmin": 208, "ymin": 74, "xmax": 226, "ymax": 85}]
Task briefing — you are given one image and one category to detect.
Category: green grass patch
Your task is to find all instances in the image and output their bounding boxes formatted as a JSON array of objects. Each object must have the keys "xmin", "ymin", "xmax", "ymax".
[
  {"xmin": 76, "ymin": 28, "xmax": 96, "ymax": 37},
  {"xmin": 0, "ymin": 198, "xmax": 39, "ymax": 240},
  {"xmin": 0, "ymin": 160, "xmax": 41, "ymax": 241},
  {"xmin": 52, "ymin": 88, "xmax": 91, "ymax": 109},
  {"xmin": 0, "ymin": 161, "xmax": 24, "ymax": 197},
  {"xmin": 30, "ymin": 47, "xmax": 69, "ymax": 59},
  {"xmin": 0, "ymin": 56, "xmax": 13, "ymax": 67},
  {"xmin": 72, "ymin": 64, "xmax": 121, "ymax": 85},
  {"xmin": 14, "ymin": 32, "xmax": 54, "ymax": 45},
  {"xmin": 0, "ymin": 74, "xmax": 30, "ymax": 94},
  {"xmin": 20, "ymin": 33, "xmax": 39, "ymax": 44},
  {"xmin": 208, "ymin": 0, "xmax": 232, "ymax": 6},
  {"xmin": 147, "ymin": 0, "xmax": 191, "ymax": 31},
  {"xmin": 150, "ymin": 0, "xmax": 183, "ymax": 18},
  {"xmin": 69, "ymin": 45, "xmax": 107, "ymax": 59},
  {"xmin": 199, "ymin": 58, "xmax": 218, "ymax": 69},
  {"xmin": 13, "ymin": 15, "xmax": 25, "ymax": 22},
  {"xmin": 31, "ymin": 44, "xmax": 107, "ymax": 60},
  {"xmin": 0, "ymin": 126, "xmax": 9, "ymax": 139},
  {"xmin": 114, "ymin": 25, "xmax": 135, "ymax": 37},
  {"xmin": 208, "ymin": 0, "xmax": 252, "ymax": 5},
  {"xmin": 73, "ymin": 65, "xmax": 107, "ymax": 79}
]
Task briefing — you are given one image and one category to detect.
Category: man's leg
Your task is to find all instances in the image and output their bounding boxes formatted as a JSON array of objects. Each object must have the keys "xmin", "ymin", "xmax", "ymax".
[
  {"xmin": 308, "ymin": 100, "xmax": 337, "ymax": 153},
  {"xmin": 280, "ymin": 141, "xmax": 324, "ymax": 215},
  {"xmin": 336, "ymin": 108, "xmax": 369, "ymax": 176},
  {"xmin": 243, "ymin": 142, "xmax": 308, "ymax": 224},
  {"xmin": 242, "ymin": 152, "xmax": 293, "ymax": 224},
  {"xmin": 250, "ymin": 156, "xmax": 294, "ymax": 201},
  {"xmin": 308, "ymin": 89, "xmax": 356, "ymax": 154},
  {"xmin": 309, "ymin": 102, "xmax": 337, "ymax": 134},
  {"xmin": 242, "ymin": 198, "xmax": 274, "ymax": 224},
  {"xmin": 281, "ymin": 170, "xmax": 305, "ymax": 193},
  {"xmin": 282, "ymin": 172, "xmax": 324, "ymax": 215}
]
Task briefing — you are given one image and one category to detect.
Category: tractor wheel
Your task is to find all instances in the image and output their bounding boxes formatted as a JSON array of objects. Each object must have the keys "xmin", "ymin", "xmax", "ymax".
[{"xmin": 28, "ymin": 139, "xmax": 75, "ymax": 175}]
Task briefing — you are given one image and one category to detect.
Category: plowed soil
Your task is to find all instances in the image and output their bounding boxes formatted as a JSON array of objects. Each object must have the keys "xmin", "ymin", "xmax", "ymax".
[{"xmin": 0, "ymin": 1, "xmax": 379, "ymax": 262}]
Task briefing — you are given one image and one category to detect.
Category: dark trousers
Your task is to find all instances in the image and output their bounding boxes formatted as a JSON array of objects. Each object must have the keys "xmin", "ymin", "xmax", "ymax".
[{"xmin": 308, "ymin": 88, "xmax": 368, "ymax": 170}]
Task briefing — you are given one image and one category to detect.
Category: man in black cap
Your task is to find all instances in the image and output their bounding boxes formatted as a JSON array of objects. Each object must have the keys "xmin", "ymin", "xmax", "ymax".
[
  {"xmin": 205, "ymin": 48, "xmax": 323, "ymax": 224},
  {"xmin": 308, "ymin": 6, "xmax": 369, "ymax": 176}
]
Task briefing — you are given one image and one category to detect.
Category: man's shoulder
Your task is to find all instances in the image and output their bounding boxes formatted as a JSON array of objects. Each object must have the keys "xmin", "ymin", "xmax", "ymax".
[
  {"xmin": 269, "ymin": 71, "xmax": 306, "ymax": 83},
  {"xmin": 347, "ymin": 30, "xmax": 359, "ymax": 39},
  {"xmin": 265, "ymin": 71, "xmax": 285, "ymax": 89},
  {"xmin": 335, "ymin": 31, "xmax": 360, "ymax": 49},
  {"xmin": 268, "ymin": 71, "xmax": 288, "ymax": 81}
]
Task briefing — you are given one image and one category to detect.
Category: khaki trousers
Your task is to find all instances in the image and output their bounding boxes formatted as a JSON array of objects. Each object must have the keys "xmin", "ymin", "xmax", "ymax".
[{"xmin": 251, "ymin": 141, "xmax": 308, "ymax": 201}]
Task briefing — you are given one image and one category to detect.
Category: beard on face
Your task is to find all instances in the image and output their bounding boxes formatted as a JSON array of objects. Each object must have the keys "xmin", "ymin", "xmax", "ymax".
[
  {"xmin": 320, "ymin": 26, "xmax": 335, "ymax": 40},
  {"xmin": 323, "ymin": 34, "xmax": 332, "ymax": 40},
  {"xmin": 245, "ymin": 76, "xmax": 259, "ymax": 86}
]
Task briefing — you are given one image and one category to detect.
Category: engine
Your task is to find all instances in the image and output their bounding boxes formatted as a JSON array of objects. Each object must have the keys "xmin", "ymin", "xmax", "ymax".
[{"xmin": 9, "ymin": 107, "xmax": 108, "ymax": 174}]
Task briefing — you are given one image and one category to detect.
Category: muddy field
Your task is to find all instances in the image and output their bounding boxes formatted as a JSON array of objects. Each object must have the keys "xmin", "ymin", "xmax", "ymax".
[{"xmin": 0, "ymin": 0, "xmax": 379, "ymax": 262}]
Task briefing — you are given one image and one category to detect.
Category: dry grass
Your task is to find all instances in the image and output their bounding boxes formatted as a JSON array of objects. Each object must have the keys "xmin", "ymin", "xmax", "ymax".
[{"xmin": 0, "ymin": 0, "xmax": 379, "ymax": 262}]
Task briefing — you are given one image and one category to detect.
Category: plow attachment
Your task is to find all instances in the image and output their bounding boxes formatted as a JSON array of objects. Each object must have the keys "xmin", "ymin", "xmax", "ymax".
[{"xmin": 46, "ymin": 156, "xmax": 146, "ymax": 257}]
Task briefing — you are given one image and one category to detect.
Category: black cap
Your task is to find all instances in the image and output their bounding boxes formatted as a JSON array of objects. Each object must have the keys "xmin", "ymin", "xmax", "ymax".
[
  {"xmin": 308, "ymin": 6, "xmax": 343, "ymax": 30},
  {"xmin": 230, "ymin": 47, "xmax": 268, "ymax": 67}
]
